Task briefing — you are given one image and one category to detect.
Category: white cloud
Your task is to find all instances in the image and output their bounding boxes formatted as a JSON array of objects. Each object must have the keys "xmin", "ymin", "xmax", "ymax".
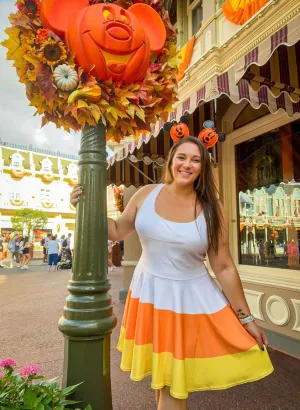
[
  {"xmin": 34, "ymin": 129, "xmax": 48, "ymax": 143},
  {"xmin": 62, "ymin": 134, "xmax": 72, "ymax": 141}
]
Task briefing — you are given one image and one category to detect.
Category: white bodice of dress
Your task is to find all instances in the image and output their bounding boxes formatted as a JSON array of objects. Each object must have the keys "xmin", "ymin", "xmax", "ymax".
[{"xmin": 135, "ymin": 184, "xmax": 209, "ymax": 280}]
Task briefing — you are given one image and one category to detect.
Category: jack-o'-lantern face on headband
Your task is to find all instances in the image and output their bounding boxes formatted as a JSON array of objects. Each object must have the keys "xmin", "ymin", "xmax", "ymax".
[
  {"xmin": 197, "ymin": 120, "xmax": 227, "ymax": 149},
  {"xmin": 164, "ymin": 115, "xmax": 190, "ymax": 142},
  {"xmin": 40, "ymin": 0, "xmax": 166, "ymax": 83}
]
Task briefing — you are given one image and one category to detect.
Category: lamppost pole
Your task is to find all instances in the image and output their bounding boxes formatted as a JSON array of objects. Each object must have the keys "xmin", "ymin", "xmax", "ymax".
[{"xmin": 58, "ymin": 122, "xmax": 117, "ymax": 409}]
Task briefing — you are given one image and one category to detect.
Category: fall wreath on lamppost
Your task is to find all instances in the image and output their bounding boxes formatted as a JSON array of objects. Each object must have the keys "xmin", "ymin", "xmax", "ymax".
[{"xmin": 2, "ymin": 0, "xmax": 178, "ymax": 142}]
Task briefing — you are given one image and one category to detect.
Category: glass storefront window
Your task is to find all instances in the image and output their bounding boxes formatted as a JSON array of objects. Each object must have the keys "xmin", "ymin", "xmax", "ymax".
[{"xmin": 236, "ymin": 119, "xmax": 300, "ymax": 270}]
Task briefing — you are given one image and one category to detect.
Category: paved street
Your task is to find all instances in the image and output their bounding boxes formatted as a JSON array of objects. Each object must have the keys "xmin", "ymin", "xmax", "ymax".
[{"xmin": 0, "ymin": 265, "xmax": 300, "ymax": 410}]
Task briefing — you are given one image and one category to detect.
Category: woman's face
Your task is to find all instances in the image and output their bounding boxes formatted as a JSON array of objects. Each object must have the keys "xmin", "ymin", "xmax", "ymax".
[{"xmin": 171, "ymin": 142, "xmax": 201, "ymax": 186}]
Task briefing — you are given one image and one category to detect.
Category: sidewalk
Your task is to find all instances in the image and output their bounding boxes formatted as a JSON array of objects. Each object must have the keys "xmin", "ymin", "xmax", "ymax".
[{"xmin": 0, "ymin": 267, "xmax": 299, "ymax": 409}]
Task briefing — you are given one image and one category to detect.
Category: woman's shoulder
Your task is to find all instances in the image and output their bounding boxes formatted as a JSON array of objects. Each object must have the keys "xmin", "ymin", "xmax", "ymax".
[
  {"xmin": 132, "ymin": 184, "xmax": 160, "ymax": 207},
  {"xmin": 129, "ymin": 184, "xmax": 159, "ymax": 202}
]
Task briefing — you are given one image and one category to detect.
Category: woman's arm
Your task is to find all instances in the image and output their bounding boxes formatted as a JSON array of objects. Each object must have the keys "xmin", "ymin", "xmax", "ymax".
[
  {"xmin": 70, "ymin": 184, "xmax": 157, "ymax": 242},
  {"xmin": 207, "ymin": 202, "xmax": 268, "ymax": 350}
]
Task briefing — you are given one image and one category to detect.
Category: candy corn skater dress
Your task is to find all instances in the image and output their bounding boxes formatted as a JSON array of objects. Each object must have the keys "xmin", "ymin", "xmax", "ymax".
[{"xmin": 117, "ymin": 184, "xmax": 274, "ymax": 399}]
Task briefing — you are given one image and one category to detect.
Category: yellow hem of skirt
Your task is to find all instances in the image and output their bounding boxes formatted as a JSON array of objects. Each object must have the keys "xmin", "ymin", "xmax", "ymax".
[{"xmin": 116, "ymin": 342, "xmax": 274, "ymax": 399}]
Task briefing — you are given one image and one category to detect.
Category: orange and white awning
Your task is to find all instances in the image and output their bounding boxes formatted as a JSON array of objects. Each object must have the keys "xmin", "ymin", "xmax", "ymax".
[{"xmin": 222, "ymin": 0, "xmax": 270, "ymax": 26}]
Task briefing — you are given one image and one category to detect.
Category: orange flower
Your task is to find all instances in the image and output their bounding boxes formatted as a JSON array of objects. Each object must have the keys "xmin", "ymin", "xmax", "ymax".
[{"xmin": 36, "ymin": 29, "xmax": 50, "ymax": 45}]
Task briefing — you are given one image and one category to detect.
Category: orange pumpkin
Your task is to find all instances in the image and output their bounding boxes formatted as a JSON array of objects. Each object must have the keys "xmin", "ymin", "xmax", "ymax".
[
  {"xmin": 198, "ymin": 128, "xmax": 219, "ymax": 148},
  {"xmin": 40, "ymin": 0, "xmax": 166, "ymax": 83},
  {"xmin": 170, "ymin": 122, "xmax": 190, "ymax": 142}
]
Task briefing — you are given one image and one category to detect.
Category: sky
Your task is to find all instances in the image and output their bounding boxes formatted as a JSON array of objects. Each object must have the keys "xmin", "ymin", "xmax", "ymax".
[{"xmin": 0, "ymin": 1, "xmax": 114, "ymax": 158}]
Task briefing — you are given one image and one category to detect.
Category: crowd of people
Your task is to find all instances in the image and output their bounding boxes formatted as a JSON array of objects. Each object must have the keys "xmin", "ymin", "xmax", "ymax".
[
  {"xmin": 41, "ymin": 233, "xmax": 73, "ymax": 271},
  {"xmin": 0, "ymin": 232, "xmax": 73, "ymax": 271},
  {"xmin": 0, "ymin": 233, "xmax": 32, "ymax": 270}
]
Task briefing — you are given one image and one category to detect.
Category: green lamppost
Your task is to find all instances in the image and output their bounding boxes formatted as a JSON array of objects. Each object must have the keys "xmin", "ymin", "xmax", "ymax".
[{"xmin": 58, "ymin": 123, "xmax": 117, "ymax": 409}]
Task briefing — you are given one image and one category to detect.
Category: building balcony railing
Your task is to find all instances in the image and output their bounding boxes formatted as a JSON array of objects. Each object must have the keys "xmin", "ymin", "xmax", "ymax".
[
  {"xmin": 2, "ymin": 162, "xmax": 72, "ymax": 176},
  {"xmin": 0, "ymin": 200, "xmax": 76, "ymax": 213}
]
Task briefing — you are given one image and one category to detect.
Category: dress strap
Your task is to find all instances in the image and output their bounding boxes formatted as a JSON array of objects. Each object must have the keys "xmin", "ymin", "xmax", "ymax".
[{"xmin": 138, "ymin": 184, "xmax": 164, "ymax": 216}]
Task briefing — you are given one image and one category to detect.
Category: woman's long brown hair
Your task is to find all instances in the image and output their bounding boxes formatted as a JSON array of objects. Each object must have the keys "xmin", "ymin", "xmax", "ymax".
[{"xmin": 163, "ymin": 136, "xmax": 223, "ymax": 253}]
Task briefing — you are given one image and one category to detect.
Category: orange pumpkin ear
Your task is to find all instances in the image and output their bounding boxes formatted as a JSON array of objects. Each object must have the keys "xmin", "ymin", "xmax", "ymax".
[
  {"xmin": 128, "ymin": 4, "xmax": 166, "ymax": 53},
  {"xmin": 40, "ymin": 0, "xmax": 89, "ymax": 37}
]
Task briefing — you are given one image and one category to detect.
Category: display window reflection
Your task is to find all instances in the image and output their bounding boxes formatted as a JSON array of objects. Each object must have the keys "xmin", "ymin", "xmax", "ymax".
[{"xmin": 236, "ymin": 120, "xmax": 300, "ymax": 270}]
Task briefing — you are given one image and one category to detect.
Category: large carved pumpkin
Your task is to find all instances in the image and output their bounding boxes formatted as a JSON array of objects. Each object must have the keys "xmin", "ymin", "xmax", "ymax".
[{"xmin": 40, "ymin": 0, "xmax": 166, "ymax": 83}]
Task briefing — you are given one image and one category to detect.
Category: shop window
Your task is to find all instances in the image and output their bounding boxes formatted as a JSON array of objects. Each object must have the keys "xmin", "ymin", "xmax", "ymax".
[
  {"xmin": 10, "ymin": 153, "xmax": 24, "ymax": 168},
  {"xmin": 40, "ymin": 158, "xmax": 53, "ymax": 173},
  {"xmin": 9, "ymin": 193, "xmax": 21, "ymax": 200},
  {"xmin": 41, "ymin": 189, "xmax": 51, "ymax": 202},
  {"xmin": 188, "ymin": 0, "xmax": 203, "ymax": 36},
  {"xmin": 236, "ymin": 120, "xmax": 300, "ymax": 270}
]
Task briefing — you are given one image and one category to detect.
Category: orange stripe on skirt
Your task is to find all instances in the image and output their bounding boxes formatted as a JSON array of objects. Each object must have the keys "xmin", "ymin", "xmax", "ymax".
[{"xmin": 122, "ymin": 291, "xmax": 257, "ymax": 360}]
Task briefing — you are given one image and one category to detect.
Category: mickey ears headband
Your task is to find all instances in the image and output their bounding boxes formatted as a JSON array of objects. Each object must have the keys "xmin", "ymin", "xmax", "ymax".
[
  {"xmin": 163, "ymin": 115, "xmax": 189, "ymax": 142},
  {"xmin": 164, "ymin": 118, "xmax": 226, "ymax": 148}
]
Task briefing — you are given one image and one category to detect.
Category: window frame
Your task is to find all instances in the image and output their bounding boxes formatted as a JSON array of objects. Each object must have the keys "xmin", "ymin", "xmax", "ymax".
[
  {"xmin": 187, "ymin": 0, "xmax": 203, "ymax": 38},
  {"xmin": 220, "ymin": 110, "xmax": 300, "ymax": 287}
]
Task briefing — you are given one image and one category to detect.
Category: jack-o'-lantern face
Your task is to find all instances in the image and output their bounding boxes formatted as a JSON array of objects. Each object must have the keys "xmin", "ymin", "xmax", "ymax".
[
  {"xmin": 40, "ymin": 0, "xmax": 166, "ymax": 83},
  {"xmin": 170, "ymin": 122, "xmax": 189, "ymax": 142},
  {"xmin": 198, "ymin": 128, "xmax": 219, "ymax": 148}
]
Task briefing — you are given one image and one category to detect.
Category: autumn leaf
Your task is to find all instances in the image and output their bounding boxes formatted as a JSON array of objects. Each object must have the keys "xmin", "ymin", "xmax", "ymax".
[
  {"xmin": 36, "ymin": 68, "xmax": 56, "ymax": 101},
  {"xmin": 135, "ymin": 107, "xmax": 146, "ymax": 122},
  {"xmin": 89, "ymin": 104, "xmax": 101, "ymax": 123},
  {"xmin": 77, "ymin": 99, "xmax": 89, "ymax": 109},
  {"xmin": 127, "ymin": 105, "xmax": 135, "ymax": 118}
]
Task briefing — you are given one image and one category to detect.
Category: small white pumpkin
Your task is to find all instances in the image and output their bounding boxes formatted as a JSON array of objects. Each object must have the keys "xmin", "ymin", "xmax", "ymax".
[{"xmin": 53, "ymin": 64, "xmax": 79, "ymax": 92}]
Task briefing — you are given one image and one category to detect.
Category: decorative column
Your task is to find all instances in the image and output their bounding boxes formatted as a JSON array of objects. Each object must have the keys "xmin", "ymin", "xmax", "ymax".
[{"xmin": 58, "ymin": 123, "xmax": 117, "ymax": 409}]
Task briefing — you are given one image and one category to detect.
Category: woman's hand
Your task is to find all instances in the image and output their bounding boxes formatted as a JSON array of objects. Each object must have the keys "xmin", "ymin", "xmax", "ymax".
[
  {"xmin": 243, "ymin": 321, "xmax": 269, "ymax": 351},
  {"xmin": 70, "ymin": 184, "xmax": 83, "ymax": 207}
]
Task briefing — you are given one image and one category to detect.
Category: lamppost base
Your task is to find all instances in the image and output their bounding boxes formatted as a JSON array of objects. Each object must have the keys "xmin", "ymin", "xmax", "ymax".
[{"xmin": 62, "ymin": 334, "xmax": 113, "ymax": 410}]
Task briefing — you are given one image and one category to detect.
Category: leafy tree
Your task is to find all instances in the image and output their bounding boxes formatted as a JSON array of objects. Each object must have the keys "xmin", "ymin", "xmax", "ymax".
[{"xmin": 11, "ymin": 208, "xmax": 48, "ymax": 236}]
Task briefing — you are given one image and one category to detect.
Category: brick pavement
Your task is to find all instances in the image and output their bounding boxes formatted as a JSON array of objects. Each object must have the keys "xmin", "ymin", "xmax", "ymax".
[{"xmin": 0, "ymin": 266, "xmax": 300, "ymax": 410}]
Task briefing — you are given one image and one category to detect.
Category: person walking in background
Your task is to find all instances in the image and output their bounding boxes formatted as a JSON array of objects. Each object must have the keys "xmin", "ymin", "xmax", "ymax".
[
  {"xmin": 47, "ymin": 235, "xmax": 59, "ymax": 272},
  {"xmin": 0, "ymin": 235, "xmax": 4, "ymax": 268},
  {"xmin": 45, "ymin": 233, "xmax": 51, "ymax": 262},
  {"xmin": 41, "ymin": 233, "xmax": 51, "ymax": 263},
  {"xmin": 65, "ymin": 233, "xmax": 73, "ymax": 259},
  {"xmin": 9, "ymin": 233, "xmax": 21, "ymax": 268},
  {"xmin": 59, "ymin": 235, "xmax": 66, "ymax": 253},
  {"xmin": 20, "ymin": 237, "xmax": 32, "ymax": 270},
  {"xmin": 19, "ymin": 236, "xmax": 25, "ymax": 267}
]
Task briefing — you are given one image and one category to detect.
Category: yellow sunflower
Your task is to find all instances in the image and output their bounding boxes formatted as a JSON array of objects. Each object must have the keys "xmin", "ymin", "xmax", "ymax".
[{"xmin": 39, "ymin": 41, "xmax": 67, "ymax": 67}]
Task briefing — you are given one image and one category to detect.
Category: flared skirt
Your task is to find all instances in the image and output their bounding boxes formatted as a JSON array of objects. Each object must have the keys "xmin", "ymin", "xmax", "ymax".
[{"xmin": 117, "ymin": 269, "xmax": 274, "ymax": 399}]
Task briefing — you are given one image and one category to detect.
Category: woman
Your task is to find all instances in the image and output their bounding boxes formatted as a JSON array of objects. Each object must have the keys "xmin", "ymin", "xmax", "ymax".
[
  {"xmin": 71, "ymin": 137, "xmax": 273, "ymax": 410},
  {"xmin": 19, "ymin": 237, "xmax": 25, "ymax": 267},
  {"xmin": 20, "ymin": 237, "xmax": 31, "ymax": 270},
  {"xmin": 47, "ymin": 235, "xmax": 59, "ymax": 271}
]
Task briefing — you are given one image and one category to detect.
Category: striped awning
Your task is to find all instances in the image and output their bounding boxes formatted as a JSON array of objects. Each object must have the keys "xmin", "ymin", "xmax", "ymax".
[
  {"xmin": 241, "ymin": 40, "xmax": 300, "ymax": 102},
  {"xmin": 107, "ymin": 130, "xmax": 173, "ymax": 187},
  {"xmin": 235, "ymin": 13, "xmax": 300, "ymax": 83},
  {"xmin": 107, "ymin": 14, "xmax": 300, "ymax": 167}
]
